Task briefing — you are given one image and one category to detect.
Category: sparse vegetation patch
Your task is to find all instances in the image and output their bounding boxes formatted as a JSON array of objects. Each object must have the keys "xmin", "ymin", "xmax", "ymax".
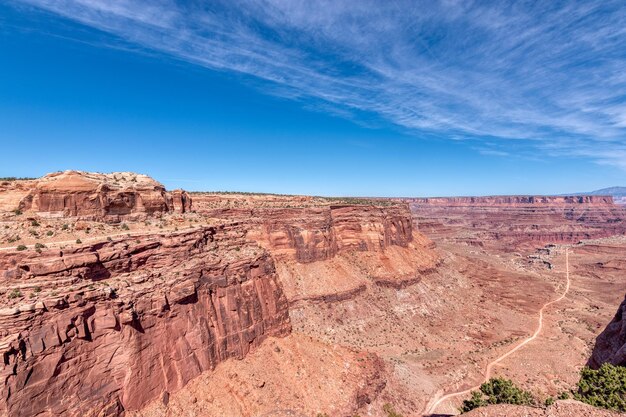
[
  {"xmin": 575, "ymin": 363, "xmax": 626, "ymax": 412},
  {"xmin": 460, "ymin": 378, "xmax": 534, "ymax": 413}
]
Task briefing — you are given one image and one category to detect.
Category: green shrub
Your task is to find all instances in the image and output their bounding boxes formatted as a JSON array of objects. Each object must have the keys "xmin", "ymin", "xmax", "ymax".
[
  {"xmin": 61, "ymin": 224, "xmax": 69, "ymax": 231},
  {"xmin": 575, "ymin": 363, "xmax": 626, "ymax": 412},
  {"xmin": 31, "ymin": 220, "xmax": 39, "ymax": 227},
  {"xmin": 46, "ymin": 230, "xmax": 53, "ymax": 236},
  {"xmin": 460, "ymin": 378, "xmax": 534, "ymax": 413},
  {"xmin": 16, "ymin": 245, "xmax": 27, "ymax": 251},
  {"xmin": 76, "ymin": 239, "xmax": 82, "ymax": 244},
  {"xmin": 383, "ymin": 403, "xmax": 404, "ymax": 417},
  {"xmin": 35, "ymin": 242, "xmax": 46, "ymax": 249},
  {"xmin": 13, "ymin": 209, "xmax": 22, "ymax": 216},
  {"xmin": 545, "ymin": 396, "xmax": 555, "ymax": 406},
  {"xmin": 558, "ymin": 391, "xmax": 570, "ymax": 400},
  {"xmin": 121, "ymin": 223, "xmax": 129, "ymax": 231},
  {"xmin": 7, "ymin": 288, "xmax": 22, "ymax": 299}
]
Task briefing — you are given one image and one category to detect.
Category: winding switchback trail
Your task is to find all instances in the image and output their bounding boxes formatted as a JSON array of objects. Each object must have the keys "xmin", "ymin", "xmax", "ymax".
[{"xmin": 424, "ymin": 248, "xmax": 571, "ymax": 416}]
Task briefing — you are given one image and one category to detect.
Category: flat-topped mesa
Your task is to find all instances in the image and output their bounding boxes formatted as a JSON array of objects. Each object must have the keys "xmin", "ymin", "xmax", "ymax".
[
  {"xmin": 0, "ymin": 226, "xmax": 290, "ymax": 417},
  {"xmin": 410, "ymin": 194, "xmax": 626, "ymax": 249},
  {"xmin": 13, "ymin": 170, "xmax": 192, "ymax": 221},
  {"xmin": 410, "ymin": 195, "xmax": 615, "ymax": 206}
]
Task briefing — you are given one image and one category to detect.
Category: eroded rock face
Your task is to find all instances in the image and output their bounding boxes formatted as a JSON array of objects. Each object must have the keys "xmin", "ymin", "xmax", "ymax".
[
  {"xmin": 0, "ymin": 185, "xmax": 442, "ymax": 417},
  {"xmin": 252, "ymin": 205, "xmax": 415, "ymax": 263},
  {"xmin": 589, "ymin": 294, "xmax": 626, "ymax": 368},
  {"xmin": 13, "ymin": 171, "xmax": 192, "ymax": 220},
  {"xmin": 0, "ymin": 226, "xmax": 290, "ymax": 417},
  {"xmin": 212, "ymin": 203, "xmax": 441, "ymax": 301},
  {"xmin": 410, "ymin": 195, "xmax": 626, "ymax": 249}
]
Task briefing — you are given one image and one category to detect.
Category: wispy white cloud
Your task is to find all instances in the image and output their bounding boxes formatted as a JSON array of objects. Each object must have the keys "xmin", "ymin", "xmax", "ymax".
[{"xmin": 12, "ymin": 0, "xmax": 626, "ymax": 168}]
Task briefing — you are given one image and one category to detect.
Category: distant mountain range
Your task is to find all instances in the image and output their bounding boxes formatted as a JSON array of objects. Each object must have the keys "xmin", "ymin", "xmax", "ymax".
[
  {"xmin": 580, "ymin": 186, "xmax": 626, "ymax": 204},
  {"xmin": 584, "ymin": 186, "xmax": 626, "ymax": 197}
]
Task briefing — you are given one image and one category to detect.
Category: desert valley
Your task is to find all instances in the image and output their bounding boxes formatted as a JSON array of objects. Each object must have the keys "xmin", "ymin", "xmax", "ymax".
[{"xmin": 1, "ymin": 171, "xmax": 625, "ymax": 417}]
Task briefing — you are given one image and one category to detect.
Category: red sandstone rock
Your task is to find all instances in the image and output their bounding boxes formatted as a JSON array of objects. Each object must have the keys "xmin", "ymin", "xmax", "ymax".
[
  {"xmin": 11, "ymin": 171, "xmax": 192, "ymax": 221},
  {"xmin": 0, "ymin": 226, "xmax": 290, "ymax": 417},
  {"xmin": 589, "ymin": 294, "xmax": 626, "ymax": 368},
  {"xmin": 248, "ymin": 204, "xmax": 416, "ymax": 263},
  {"xmin": 410, "ymin": 195, "xmax": 626, "ymax": 249}
]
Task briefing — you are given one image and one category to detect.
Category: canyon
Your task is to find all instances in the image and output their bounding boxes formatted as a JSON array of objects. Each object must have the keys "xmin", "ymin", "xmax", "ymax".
[
  {"xmin": 1, "ymin": 171, "xmax": 625, "ymax": 417},
  {"xmin": 410, "ymin": 195, "xmax": 626, "ymax": 250}
]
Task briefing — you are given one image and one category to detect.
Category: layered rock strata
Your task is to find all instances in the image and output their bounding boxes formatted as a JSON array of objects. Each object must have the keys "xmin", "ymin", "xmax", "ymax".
[
  {"xmin": 251, "ymin": 205, "xmax": 416, "ymax": 262},
  {"xmin": 0, "ymin": 225, "xmax": 290, "ymax": 417},
  {"xmin": 201, "ymin": 203, "xmax": 441, "ymax": 300},
  {"xmin": 410, "ymin": 195, "xmax": 626, "ymax": 249}
]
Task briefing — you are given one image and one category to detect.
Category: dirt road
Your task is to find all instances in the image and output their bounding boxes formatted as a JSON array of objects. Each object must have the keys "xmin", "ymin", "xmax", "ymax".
[{"xmin": 424, "ymin": 248, "xmax": 571, "ymax": 415}]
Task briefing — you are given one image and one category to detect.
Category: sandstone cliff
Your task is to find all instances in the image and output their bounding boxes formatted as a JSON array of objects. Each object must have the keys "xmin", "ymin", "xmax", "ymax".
[
  {"xmin": 251, "ymin": 204, "xmax": 415, "ymax": 263},
  {"xmin": 589, "ymin": 294, "xmax": 626, "ymax": 368},
  {"xmin": 0, "ymin": 226, "xmax": 290, "ymax": 417},
  {"xmin": 410, "ymin": 195, "xmax": 626, "ymax": 249},
  {"xmin": 196, "ymin": 202, "xmax": 440, "ymax": 301},
  {"xmin": 410, "ymin": 195, "xmax": 615, "ymax": 206},
  {"xmin": 6, "ymin": 171, "xmax": 192, "ymax": 221},
  {"xmin": 0, "ymin": 175, "xmax": 445, "ymax": 417}
]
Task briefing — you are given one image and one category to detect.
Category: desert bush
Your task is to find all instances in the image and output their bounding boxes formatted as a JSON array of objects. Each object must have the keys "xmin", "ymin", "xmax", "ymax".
[
  {"xmin": 575, "ymin": 363, "xmax": 626, "ymax": 412},
  {"xmin": 35, "ymin": 242, "xmax": 46, "ymax": 249},
  {"xmin": 46, "ymin": 230, "xmax": 53, "ymax": 236},
  {"xmin": 460, "ymin": 378, "xmax": 534, "ymax": 413},
  {"xmin": 16, "ymin": 245, "xmax": 27, "ymax": 251},
  {"xmin": 31, "ymin": 220, "xmax": 39, "ymax": 227},
  {"xmin": 8, "ymin": 288, "xmax": 22, "ymax": 299},
  {"xmin": 121, "ymin": 223, "xmax": 130, "ymax": 230},
  {"xmin": 383, "ymin": 403, "xmax": 404, "ymax": 417},
  {"xmin": 76, "ymin": 239, "xmax": 82, "ymax": 244}
]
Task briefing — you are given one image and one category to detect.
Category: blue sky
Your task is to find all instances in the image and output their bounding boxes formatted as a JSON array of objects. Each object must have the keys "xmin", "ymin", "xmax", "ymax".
[{"xmin": 1, "ymin": 0, "xmax": 625, "ymax": 196}]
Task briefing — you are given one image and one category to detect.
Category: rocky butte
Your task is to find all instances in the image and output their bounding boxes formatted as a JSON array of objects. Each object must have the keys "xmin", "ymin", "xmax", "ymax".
[{"xmin": 1, "ymin": 171, "xmax": 191, "ymax": 221}]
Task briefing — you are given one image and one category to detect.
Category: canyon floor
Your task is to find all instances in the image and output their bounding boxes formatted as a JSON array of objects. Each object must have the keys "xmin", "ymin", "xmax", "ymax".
[{"xmin": 1, "ymin": 173, "xmax": 625, "ymax": 417}]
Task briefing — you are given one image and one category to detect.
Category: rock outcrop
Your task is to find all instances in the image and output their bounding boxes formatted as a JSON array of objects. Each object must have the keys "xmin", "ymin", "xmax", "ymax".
[
  {"xmin": 251, "ymin": 205, "xmax": 415, "ymax": 263},
  {"xmin": 589, "ymin": 294, "xmax": 626, "ymax": 368},
  {"xmin": 0, "ymin": 226, "xmax": 290, "ymax": 417},
  {"xmin": 10, "ymin": 171, "xmax": 192, "ymax": 220},
  {"xmin": 187, "ymin": 201, "xmax": 439, "ymax": 301}
]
